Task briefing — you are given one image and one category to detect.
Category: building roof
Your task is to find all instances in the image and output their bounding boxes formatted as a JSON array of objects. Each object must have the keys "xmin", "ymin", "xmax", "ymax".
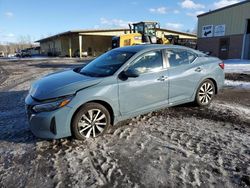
[
  {"xmin": 36, "ymin": 27, "xmax": 196, "ymax": 42},
  {"xmin": 197, "ymin": 0, "xmax": 250, "ymax": 17},
  {"xmin": 36, "ymin": 28, "xmax": 130, "ymax": 42}
]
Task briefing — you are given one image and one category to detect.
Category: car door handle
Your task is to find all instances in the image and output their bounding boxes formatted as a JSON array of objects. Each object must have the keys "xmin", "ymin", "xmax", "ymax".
[
  {"xmin": 195, "ymin": 67, "xmax": 202, "ymax": 72},
  {"xmin": 157, "ymin": 76, "xmax": 168, "ymax": 81}
]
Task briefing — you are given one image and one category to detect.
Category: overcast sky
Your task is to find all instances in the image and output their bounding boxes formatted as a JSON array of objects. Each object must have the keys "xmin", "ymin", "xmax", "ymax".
[{"xmin": 0, "ymin": 0, "xmax": 244, "ymax": 43}]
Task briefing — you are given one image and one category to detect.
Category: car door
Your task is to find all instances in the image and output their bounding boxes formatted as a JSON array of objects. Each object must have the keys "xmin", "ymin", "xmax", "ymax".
[
  {"xmin": 165, "ymin": 48, "xmax": 204, "ymax": 104},
  {"xmin": 118, "ymin": 50, "xmax": 169, "ymax": 116}
]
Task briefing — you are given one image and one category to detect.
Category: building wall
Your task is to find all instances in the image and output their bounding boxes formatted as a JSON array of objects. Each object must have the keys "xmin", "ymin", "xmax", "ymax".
[
  {"xmin": 60, "ymin": 35, "xmax": 113, "ymax": 57},
  {"xmin": 198, "ymin": 34, "xmax": 243, "ymax": 59},
  {"xmin": 81, "ymin": 35, "xmax": 113, "ymax": 56},
  {"xmin": 229, "ymin": 34, "xmax": 244, "ymax": 58},
  {"xmin": 60, "ymin": 37, "xmax": 70, "ymax": 56},
  {"xmin": 197, "ymin": 2, "xmax": 250, "ymax": 59},
  {"xmin": 40, "ymin": 34, "xmax": 113, "ymax": 57},
  {"xmin": 197, "ymin": 2, "xmax": 250, "ymax": 37},
  {"xmin": 40, "ymin": 38, "xmax": 62, "ymax": 56},
  {"xmin": 60, "ymin": 35, "xmax": 78, "ymax": 57}
]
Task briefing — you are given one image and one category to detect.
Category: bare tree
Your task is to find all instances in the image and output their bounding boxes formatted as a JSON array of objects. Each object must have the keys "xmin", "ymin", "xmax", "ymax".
[{"xmin": 0, "ymin": 34, "xmax": 38, "ymax": 56}]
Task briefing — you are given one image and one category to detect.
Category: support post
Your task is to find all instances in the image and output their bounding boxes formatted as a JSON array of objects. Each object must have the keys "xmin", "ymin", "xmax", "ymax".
[
  {"xmin": 69, "ymin": 37, "xmax": 72, "ymax": 58},
  {"xmin": 79, "ymin": 35, "xmax": 82, "ymax": 59}
]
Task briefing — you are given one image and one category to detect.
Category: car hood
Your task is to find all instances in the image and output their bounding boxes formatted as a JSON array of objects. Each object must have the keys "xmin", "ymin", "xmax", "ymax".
[{"xmin": 30, "ymin": 69, "xmax": 101, "ymax": 100}]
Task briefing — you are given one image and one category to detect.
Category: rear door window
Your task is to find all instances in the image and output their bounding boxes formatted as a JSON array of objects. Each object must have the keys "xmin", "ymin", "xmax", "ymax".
[{"xmin": 165, "ymin": 49, "xmax": 197, "ymax": 68}]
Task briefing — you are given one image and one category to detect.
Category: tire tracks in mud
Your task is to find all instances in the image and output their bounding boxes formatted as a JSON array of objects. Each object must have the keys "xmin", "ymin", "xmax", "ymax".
[
  {"xmin": 0, "ymin": 62, "xmax": 33, "ymax": 92},
  {"xmin": 0, "ymin": 60, "xmax": 63, "ymax": 92},
  {"xmin": 23, "ymin": 98, "xmax": 250, "ymax": 187},
  {"xmin": 106, "ymin": 103, "xmax": 250, "ymax": 187},
  {"xmin": 86, "ymin": 139, "xmax": 137, "ymax": 187},
  {"xmin": 164, "ymin": 102, "xmax": 250, "ymax": 126},
  {"xmin": 153, "ymin": 110, "xmax": 249, "ymax": 186},
  {"xmin": 0, "ymin": 73, "xmax": 36, "ymax": 92},
  {"xmin": 0, "ymin": 59, "xmax": 91, "ymax": 187},
  {"xmin": 0, "ymin": 66, "xmax": 9, "ymax": 87}
]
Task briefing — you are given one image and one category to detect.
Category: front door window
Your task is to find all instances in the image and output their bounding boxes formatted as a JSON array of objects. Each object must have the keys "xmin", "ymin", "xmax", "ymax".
[{"xmin": 127, "ymin": 51, "xmax": 163, "ymax": 74}]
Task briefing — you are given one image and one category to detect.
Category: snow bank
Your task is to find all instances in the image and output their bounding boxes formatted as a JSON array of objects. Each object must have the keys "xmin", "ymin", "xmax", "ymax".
[
  {"xmin": 224, "ymin": 59, "xmax": 250, "ymax": 74},
  {"xmin": 224, "ymin": 80, "xmax": 250, "ymax": 89},
  {"xmin": 211, "ymin": 102, "xmax": 250, "ymax": 121}
]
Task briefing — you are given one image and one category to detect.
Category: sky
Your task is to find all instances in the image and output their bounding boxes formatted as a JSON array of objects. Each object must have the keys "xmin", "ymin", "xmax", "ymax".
[{"xmin": 0, "ymin": 0, "xmax": 244, "ymax": 43}]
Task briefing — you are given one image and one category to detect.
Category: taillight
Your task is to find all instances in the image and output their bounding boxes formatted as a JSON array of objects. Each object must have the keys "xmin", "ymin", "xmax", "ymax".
[{"xmin": 219, "ymin": 61, "xmax": 224, "ymax": 69}]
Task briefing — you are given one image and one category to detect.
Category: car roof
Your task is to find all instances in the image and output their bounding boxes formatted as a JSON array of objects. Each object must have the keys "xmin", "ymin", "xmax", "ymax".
[
  {"xmin": 114, "ymin": 44, "xmax": 206, "ymax": 56},
  {"xmin": 114, "ymin": 44, "xmax": 165, "ymax": 53},
  {"xmin": 114, "ymin": 44, "xmax": 191, "ymax": 53}
]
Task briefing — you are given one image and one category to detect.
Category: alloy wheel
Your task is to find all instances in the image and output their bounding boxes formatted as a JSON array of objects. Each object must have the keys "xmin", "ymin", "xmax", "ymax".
[
  {"xmin": 77, "ymin": 109, "xmax": 107, "ymax": 138},
  {"xmin": 198, "ymin": 82, "xmax": 214, "ymax": 104}
]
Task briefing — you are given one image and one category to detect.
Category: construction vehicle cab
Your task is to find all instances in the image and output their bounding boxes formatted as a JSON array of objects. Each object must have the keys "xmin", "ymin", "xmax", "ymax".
[
  {"xmin": 112, "ymin": 21, "xmax": 160, "ymax": 48},
  {"xmin": 131, "ymin": 21, "xmax": 159, "ymax": 44}
]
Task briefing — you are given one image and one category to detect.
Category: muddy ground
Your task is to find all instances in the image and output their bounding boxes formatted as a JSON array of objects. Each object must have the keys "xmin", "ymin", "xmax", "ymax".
[{"xmin": 0, "ymin": 58, "xmax": 249, "ymax": 188}]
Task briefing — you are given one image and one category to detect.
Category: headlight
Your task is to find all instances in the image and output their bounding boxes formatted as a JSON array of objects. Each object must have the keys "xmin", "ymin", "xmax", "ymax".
[{"xmin": 32, "ymin": 96, "xmax": 73, "ymax": 113}]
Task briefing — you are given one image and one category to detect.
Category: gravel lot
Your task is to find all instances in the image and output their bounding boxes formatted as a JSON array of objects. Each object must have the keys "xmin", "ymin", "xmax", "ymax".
[{"xmin": 0, "ymin": 58, "xmax": 249, "ymax": 188}]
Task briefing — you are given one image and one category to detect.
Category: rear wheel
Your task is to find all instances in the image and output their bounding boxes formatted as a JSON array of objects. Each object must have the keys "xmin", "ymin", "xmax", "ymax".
[
  {"xmin": 72, "ymin": 103, "xmax": 111, "ymax": 140},
  {"xmin": 195, "ymin": 79, "xmax": 215, "ymax": 106}
]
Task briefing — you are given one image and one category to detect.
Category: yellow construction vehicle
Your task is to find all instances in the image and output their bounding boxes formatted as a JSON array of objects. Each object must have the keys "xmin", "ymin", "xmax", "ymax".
[{"xmin": 112, "ymin": 21, "xmax": 171, "ymax": 48}]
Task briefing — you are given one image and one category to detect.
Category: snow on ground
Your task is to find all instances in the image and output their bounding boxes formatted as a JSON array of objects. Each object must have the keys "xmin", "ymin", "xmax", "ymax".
[
  {"xmin": 210, "ymin": 101, "xmax": 250, "ymax": 121},
  {"xmin": 225, "ymin": 79, "xmax": 250, "ymax": 89},
  {"xmin": 224, "ymin": 59, "xmax": 250, "ymax": 74},
  {"xmin": 224, "ymin": 59, "xmax": 250, "ymax": 89},
  {"xmin": 0, "ymin": 56, "xmax": 49, "ymax": 61}
]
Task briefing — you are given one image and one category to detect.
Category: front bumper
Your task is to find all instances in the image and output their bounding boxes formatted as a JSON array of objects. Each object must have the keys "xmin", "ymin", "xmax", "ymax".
[{"xmin": 25, "ymin": 95, "xmax": 72, "ymax": 139}]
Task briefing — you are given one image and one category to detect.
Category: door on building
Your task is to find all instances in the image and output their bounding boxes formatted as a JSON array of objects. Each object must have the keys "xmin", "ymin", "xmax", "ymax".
[
  {"xmin": 243, "ymin": 19, "xmax": 250, "ymax": 59},
  {"xmin": 219, "ymin": 38, "xmax": 230, "ymax": 59}
]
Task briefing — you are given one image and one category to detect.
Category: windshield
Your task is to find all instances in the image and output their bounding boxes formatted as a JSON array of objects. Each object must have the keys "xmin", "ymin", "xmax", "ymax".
[
  {"xmin": 134, "ymin": 24, "xmax": 144, "ymax": 34},
  {"xmin": 133, "ymin": 23, "xmax": 156, "ymax": 36},
  {"xmin": 80, "ymin": 50, "xmax": 135, "ymax": 77},
  {"xmin": 145, "ymin": 24, "xmax": 156, "ymax": 36}
]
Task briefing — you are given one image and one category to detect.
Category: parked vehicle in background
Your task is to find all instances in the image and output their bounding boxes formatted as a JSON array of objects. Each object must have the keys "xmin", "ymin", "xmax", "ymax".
[
  {"xmin": 0, "ymin": 51, "xmax": 4, "ymax": 57},
  {"xmin": 73, "ymin": 49, "xmax": 88, "ymax": 57},
  {"xmin": 16, "ymin": 50, "xmax": 31, "ymax": 58},
  {"xmin": 25, "ymin": 45, "xmax": 225, "ymax": 140}
]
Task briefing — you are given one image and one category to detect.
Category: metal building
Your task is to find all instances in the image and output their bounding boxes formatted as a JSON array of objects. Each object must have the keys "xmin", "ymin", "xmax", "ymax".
[
  {"xmin": 37, "ymin": 28, "xmax": 196, "ymax": 58},
  {"xmin": 37, "ymin": 29, "xmax": 128, "ymax": 58},
  {"xmin": 197, "ymin": 0, "xmax": 250, "ymax": 59}
]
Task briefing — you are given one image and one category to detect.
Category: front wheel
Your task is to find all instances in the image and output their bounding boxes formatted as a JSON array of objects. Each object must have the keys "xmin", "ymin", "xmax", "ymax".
[
  {"xmin": 195, "ymin": 79, "xmax": 215, "ymax": 106},
  {"xmin": 72, "ymin": 103, "xmax": 111, "ymax": 140}
]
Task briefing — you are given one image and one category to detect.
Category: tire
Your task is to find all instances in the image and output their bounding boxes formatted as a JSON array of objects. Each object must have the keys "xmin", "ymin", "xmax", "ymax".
[
  {"xmin": 195, "ymin": 79, "xmax": 215, "ymax": 107},
  {"xmin": 72, "ymin": 102, "xmax": 111, "ymax": 140}
]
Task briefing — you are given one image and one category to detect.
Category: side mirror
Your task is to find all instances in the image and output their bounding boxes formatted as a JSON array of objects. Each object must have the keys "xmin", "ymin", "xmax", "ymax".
[
  {"xmin": 125, "ymin": 69, "xmax": 139, "ymax": 78},
  {"xmin": 118, "ymin": 69, "xmax": 139, "ymax": 80}
]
